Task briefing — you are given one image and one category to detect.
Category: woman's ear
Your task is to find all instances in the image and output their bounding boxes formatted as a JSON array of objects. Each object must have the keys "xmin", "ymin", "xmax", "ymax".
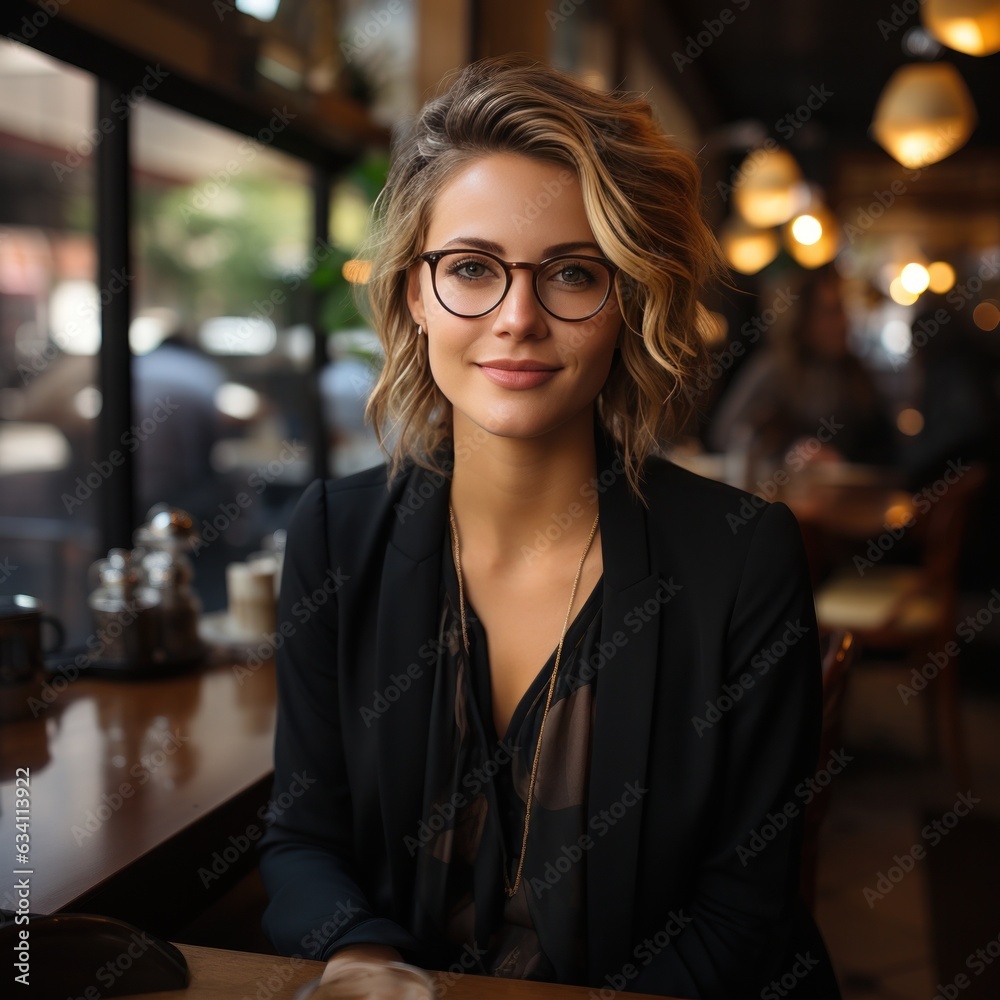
[{"xmin": 406, "ymin": 265, "xmax": 425, "ymax": 329}]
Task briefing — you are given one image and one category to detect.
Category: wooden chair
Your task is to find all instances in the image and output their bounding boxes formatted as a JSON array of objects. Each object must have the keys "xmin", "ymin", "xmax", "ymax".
[
  {"xmin": 801, "ymin": 629, "xmax": 855, "ymax": 912},
  {"xmin": 813, "ymin": 463, "xmax": 985, "ymax": 788}
]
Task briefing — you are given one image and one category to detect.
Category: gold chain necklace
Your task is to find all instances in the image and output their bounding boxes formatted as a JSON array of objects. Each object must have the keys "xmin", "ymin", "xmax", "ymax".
[{"xmin": 448, "ymin": 504, "xmax": 600, "ymax": 897}]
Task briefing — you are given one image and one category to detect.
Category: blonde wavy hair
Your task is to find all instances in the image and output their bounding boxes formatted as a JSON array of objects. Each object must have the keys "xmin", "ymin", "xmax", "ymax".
[{"xmin": 363, "ymin": 55, "xmax": 725, "ymax": 497}]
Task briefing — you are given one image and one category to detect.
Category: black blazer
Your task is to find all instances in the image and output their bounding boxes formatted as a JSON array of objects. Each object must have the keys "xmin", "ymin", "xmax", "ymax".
[{"xmin": 258, "ymin": 433, "xmax": 841, "ymax": 999}]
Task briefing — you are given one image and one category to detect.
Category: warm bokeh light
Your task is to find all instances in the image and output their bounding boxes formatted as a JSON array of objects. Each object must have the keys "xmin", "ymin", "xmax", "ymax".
[
  {"xmin": 790, "ymin": 214, "xmax": 823, "ymax": 246},
  {"xmin": 732, "ymin": 148, "xmax": 805, "ymax": 228},
  {"xmin": 923, "ymin": 0, "xmax": 1000, "ymax": 56},
  {"xmin": 884, "ymin": 501, "xmax": 915, "ymax": 528},
  {"xmin": 927, "ymin": 260, "xmax": 957, "ymax": 293},
  {"xmin": 901, "ymin": 262, "xmax": 931, "ymax": 294},
  {"xmin": 897, "ymin": 408, "xmax": 926, "ymax": 436},
  {"xmin": 871, "ymin": 62, "xmax": 978, "ymax": 168},
  {"xmin": 719, "ymin": 216, "xmax": 781, "ymax": 275},
  {"xmin": 786, "ymin": 207, "xmax": 839, "ymax": 268},
  {"xmin": 973, "ymin": 300, "xmax": 1000, "ymax": 331},
  {"xmin": 343, "ymin": 259, "xmax": 372, "ymax": 284},
  {"xmin": 889, "ymin": 277, "xmax": 920, "ymax": 305}
]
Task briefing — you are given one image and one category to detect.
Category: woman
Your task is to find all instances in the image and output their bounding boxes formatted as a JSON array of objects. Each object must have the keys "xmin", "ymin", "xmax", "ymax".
[
  {"xmin": 707, "ymin": 266, "xmax": 895, "ymax": 467},
  {"xmin": 259, "ymin": 57, "xmax": 840, "ymax": 999}
]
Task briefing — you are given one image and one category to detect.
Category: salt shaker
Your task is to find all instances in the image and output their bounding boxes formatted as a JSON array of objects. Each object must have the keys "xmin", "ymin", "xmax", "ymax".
[
  {"xmin": 134, "ymin": 505, "xmax": 205, "ymax": 667},
  {"xmin": 87, "ymin": 549, "xmax": 160, "ymax": 668}
]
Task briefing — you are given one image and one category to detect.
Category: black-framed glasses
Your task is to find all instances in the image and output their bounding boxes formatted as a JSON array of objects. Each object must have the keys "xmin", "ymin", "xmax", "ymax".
[{"xmin": 417, "ymin": 248, "xmax": 618, "ymax": 322}]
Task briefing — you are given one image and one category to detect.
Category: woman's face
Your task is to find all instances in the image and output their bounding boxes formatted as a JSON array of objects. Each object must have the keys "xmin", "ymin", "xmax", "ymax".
[{"xmin": 407, "ymin": 153, "xmax": 623, "ymax": 444}]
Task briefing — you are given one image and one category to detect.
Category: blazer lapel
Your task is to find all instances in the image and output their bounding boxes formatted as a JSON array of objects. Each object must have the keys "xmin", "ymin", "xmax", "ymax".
[
  {"xmin": 373, "ymin": 461, "xmax": 450, "ymax": 928},
  {"xmin": 587, "ymin": 434, "xmax": 663, "ymax": 984}
]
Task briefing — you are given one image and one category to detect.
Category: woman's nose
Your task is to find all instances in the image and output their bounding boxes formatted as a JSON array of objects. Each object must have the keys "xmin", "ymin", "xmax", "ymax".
[{"xmin": 491, "ymin": 270, "xmax": 548, "ymax": 339}]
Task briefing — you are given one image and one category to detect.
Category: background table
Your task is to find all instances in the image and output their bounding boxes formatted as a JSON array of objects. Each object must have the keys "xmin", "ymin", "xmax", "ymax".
[
  {"xmin": 0, "ymin": 656, "xmax": 276, "ymax": 935},
  {"xmin": 118, "ymin": 944, "xmax": 674, "ymax": 999}
]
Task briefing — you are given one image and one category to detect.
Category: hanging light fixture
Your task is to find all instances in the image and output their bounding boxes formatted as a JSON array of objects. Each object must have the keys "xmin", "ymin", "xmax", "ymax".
[
  {"xmin": 871, "ymin": 62, "xmax": 978, "ymax": 168},
  {"xmin": 732, "ymin": 148, "xmax": 806, "ymax": 228},
  {"xmin": 922, "ymin": 0, "xmax": 1000, "ymax": 56},
  {"xmin": 719, "ymin": 216, "xmax": 781, "ymax": 275}
]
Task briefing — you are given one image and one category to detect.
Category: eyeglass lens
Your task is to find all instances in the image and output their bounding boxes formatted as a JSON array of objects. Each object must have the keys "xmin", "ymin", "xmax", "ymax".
[{"xmin": 430, "ymin": 251, "xmax": 611, "ymax": 320}]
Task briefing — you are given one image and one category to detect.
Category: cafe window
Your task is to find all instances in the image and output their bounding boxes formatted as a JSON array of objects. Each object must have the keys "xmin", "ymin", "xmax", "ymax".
[
  {"xmin": 132, "ymin": 100, "xmax": 315, "ymax": 613},
  {"xmin": 0, "ymin": 37, "xmax": 342, "ymax": 642},
  {"xmin": 0, "ymin": 40, "xmax": 100, "ymax": 643}
]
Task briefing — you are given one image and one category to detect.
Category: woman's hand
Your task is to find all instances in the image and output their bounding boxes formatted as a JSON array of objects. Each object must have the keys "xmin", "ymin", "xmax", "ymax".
[
  {"xmin": 310, "ymin": 946, "xmax": 434, "ymax": 999},
  {"xmin": 320, "ymin": 944, "xmax": 404, "ymax": 983}
]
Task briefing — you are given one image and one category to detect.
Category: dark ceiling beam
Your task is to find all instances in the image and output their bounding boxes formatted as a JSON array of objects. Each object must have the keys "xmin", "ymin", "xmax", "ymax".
[
  {"xmin": 0, "ymin": 0, "xmax": 375, "ymax": 171},
  {"xmin": 625, "ymin": 0, "xmax": 725, "ymax": 135},
  {"xmin": 595, "ymin": 0, "xmax": 723, "ymax": 124}
]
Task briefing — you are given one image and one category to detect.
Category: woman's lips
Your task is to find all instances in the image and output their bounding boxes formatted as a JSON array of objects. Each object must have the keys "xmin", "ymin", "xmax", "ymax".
[{"xmin": 477, "ymin": 365, "xmax": 560, "ymax": 389}]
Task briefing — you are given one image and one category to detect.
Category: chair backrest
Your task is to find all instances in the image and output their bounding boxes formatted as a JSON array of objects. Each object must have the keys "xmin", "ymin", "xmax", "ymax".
[
  {"xmin": 915, "ymin": 463, "xmax": 987, "ymax": 597},
  {"xmin": 820, "ymin": 629, "xmax": 854, "ymax": 748}
]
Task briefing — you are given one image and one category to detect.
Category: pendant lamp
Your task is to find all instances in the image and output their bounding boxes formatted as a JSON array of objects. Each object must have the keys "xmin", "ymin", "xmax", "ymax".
[
  {"xmin": 923, "ymin": 0, "xmax": 1000, "ymax": 55},
  {"xmin": 871, "ymin": 62, "xmax": 977, "ymax": 168}
]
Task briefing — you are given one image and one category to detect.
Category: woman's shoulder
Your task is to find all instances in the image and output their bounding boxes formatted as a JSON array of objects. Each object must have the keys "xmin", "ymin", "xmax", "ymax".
[
  {"xmin": 285, "ymin": 462, "xmax": 400, "ymax": 535},
  {"xmin": 638, "ymin": 453, "xmax": 802, "ymax": 549},
  {"xmin": 640, "ymin": 452, "xmax": 747, "ymax": 508}
]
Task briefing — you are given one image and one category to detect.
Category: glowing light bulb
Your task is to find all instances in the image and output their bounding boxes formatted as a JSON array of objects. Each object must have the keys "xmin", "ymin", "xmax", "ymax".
[
  {"xmin": 790, "ymin": 214, "xmax": 823, "ymax": 246},
  {"xmin": 900, "ymin": 263, "xmax": 931, "ymax": 294}
]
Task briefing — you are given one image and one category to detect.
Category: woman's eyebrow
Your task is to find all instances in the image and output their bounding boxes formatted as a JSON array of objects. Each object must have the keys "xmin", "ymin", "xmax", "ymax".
[
  {"xmin": 440, "ymin": 236, "xmax": 504, "ymax": 253},
  {"xmin": 438, "ymin": 237, "xmax": 604, "ymax": 257},
  {"xmin": 543, "ymin": 241, "xmax": 604, "ymax": 257}
]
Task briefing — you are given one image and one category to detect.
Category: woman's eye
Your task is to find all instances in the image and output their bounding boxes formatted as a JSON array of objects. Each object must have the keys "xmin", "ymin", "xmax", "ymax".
[
  {"xmin": 553, "ymin": 264, "xmax": 595, "ymax": 286},
  {"xmin": 445, "ymin": 256, "xmax": 498, "ymax": 280}
]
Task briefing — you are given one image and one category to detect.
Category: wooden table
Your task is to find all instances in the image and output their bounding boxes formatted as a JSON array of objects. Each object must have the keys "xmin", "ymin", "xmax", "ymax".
[
  {"xmin": 118, "ymin": 944, "xmax": 672, "ymax": 999},
  {"xmin": 0, "ymin": 655, "xmax": 276, "ymax": 933},
  {"xmin": 668, "ymin": 452, "xmax": 914, "ymax": 537},
  {"xmin": 779, "ymin": 479, "xmax": 914, "ymax": 540},
  {"xmin": 777, "ymin": 471, "xmax": 917, "ymax": 583}
]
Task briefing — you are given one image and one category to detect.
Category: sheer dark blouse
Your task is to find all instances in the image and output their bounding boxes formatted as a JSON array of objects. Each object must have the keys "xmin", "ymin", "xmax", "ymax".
[{"xmin": 413, "ymin": 536, "xmax": 604, "ymax": 984}]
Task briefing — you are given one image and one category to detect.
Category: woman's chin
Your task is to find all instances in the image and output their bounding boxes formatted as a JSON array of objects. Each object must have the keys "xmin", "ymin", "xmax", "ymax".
[{"xmin": 452, "ymin": 404, "xmax": 594, "ymax": 447}]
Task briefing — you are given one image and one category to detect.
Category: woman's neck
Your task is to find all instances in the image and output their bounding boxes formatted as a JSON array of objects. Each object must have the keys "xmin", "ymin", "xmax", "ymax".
[{"xmin": 448, "ymin": 408, "xmax": 601, "ymax": 570}]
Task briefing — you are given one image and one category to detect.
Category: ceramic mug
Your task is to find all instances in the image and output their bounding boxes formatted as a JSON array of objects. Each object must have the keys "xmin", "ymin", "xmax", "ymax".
[{"xmin": 0, "ymin": 594, "xmax": 64, "ymax": 686}]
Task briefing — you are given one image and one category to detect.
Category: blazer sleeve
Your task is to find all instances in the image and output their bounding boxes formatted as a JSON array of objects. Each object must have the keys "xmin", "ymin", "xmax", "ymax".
[
  {"xmin": 258, "ymin": 479, "xmax": 419, "ymax": 960},
  {"xmin": 634, "ymin": 500, "xmax": 825, "ymax": 998}
]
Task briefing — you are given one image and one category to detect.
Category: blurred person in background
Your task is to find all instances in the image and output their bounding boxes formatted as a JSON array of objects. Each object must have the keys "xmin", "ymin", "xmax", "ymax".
[
  {"xmin": 896, "ymin": 292, "xmax": 999, "ymax": 592},
  {"xmin": 708, "ymin": 265, "xmax": 895, "ymax": 468},
  {"xmin": 319, "ymin": 331, "xmax": 382, "ymax": 477},
  {"xmin": 132, "ymin": 315, "xmax": 226, "ymax": 519},
  {"xmin": 895, "ymin": 293, "xmax": 995, "ymax": 490}
]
